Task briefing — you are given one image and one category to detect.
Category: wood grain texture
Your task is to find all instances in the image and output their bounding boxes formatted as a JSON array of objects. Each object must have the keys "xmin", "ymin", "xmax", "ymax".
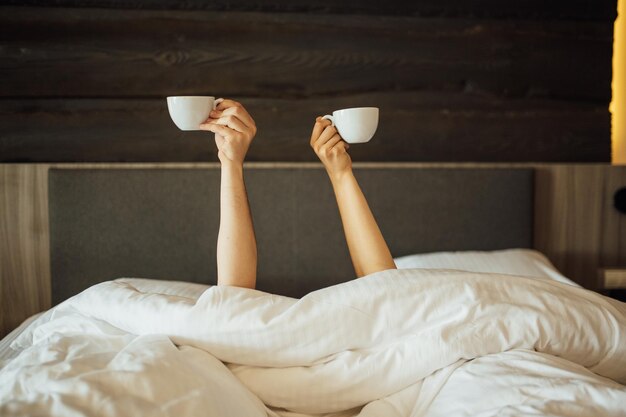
[
  {"xmin": 2, "ymin": 0, "xmax": 617, "ymax": 21},
  {"xmin": 1, "ymin": 163, "xmax": 624, "ymax": 337},
  {"xmin": 534, "ymin": 165, "xmax": 626, "ymax": 289},
  {"xmin": 0, "ymin": 164, "xmax": 51, "ymax": 338},
  {"xmin": 0, "ymin": 94, "xmax": 610, "ymax": 162},
  {"xmin": 603, "ymin": 173, "xmax": 626, "ymax": 268},
  {"xmin": 0, "ymin": 4, "xmax": 614, "ymax": 163},
  {"xmin": 0, "ymin": 7, "xmax": 613, "ymax": 101}
]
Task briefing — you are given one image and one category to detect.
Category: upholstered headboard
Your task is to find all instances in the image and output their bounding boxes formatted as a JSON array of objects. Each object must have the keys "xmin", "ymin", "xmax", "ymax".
[{"xmin": 48, "ymin": 166, "xmax": 533, "ymax": 303}]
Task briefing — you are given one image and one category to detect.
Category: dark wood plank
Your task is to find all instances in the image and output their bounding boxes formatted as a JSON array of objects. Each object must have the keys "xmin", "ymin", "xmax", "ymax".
[
  {"xmin": 0, "ymin": 7, "xmax": 613, "ymax": 102},
  {"xmin": 0, "ymin": 93, "xmax": 610, "ymax": 162},
  {"xmin": 1, "ymin": 1, "xmax": 618, "ymax": 21}
]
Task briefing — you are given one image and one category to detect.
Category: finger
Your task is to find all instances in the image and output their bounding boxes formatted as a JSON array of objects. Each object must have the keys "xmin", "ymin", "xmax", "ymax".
[
  {"xmin": 212, "ymin": 114, "xmax": 248, "ymax": 133},
  {"xmin": 214, "ymin": 100, "xmax": 256, "ymax": 128},
  {"xmin": 310, "ymin": 120, "xmax": 325, "ymax": 146},
  {"xmin": 313, "ymin": 125, "xmax": 338, "ymax": 150},
  {"xmin": 320, "ymin": 133, "xmax": 342, "ymax": 152},
  {"xmin": 215, "ymin": 99, "xmax": 241, "ymax": 111},
  {"xmin": 211, "ymin": 106, "xmax": 255, "ymax": 129},
  {"xmin": 198, "ymin": 122, "xmax": 235, "ymax": 139},
  {"xmin": 310, "ymin": 118, "xmax": 333, "ymax": 147}
]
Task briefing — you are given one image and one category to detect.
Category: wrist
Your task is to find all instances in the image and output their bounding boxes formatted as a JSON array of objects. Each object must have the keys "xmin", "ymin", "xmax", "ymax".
[
  {"xmin": 221, "ymin": 160, "xmax": 244, "ymax": 174},
  {"xmin": 328, "ymin": 168, "xmax": 354, "ymax": 186}
]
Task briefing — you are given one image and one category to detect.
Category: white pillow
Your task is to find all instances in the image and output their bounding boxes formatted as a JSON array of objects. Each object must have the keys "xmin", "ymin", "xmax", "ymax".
[{"xmin": 393, "ymin": 249, "xmax": 579, "ymax": 287}]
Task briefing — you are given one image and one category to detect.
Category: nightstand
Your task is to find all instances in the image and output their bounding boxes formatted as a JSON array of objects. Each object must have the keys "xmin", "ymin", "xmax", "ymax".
[{"xmin": 599, "ymin": 268, "xmax": 626, "ymax": 302}]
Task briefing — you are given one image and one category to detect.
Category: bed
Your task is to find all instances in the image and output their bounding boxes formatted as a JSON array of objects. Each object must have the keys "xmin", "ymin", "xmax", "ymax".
[{"xmin": 0, "ymin": 165, "xmax": 625, "ymax": 416}]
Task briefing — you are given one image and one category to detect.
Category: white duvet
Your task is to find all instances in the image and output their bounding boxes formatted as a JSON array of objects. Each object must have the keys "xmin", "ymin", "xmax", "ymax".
[{"xmin": 1, "ymin": 269, "xmax": 625, "ymax": 416}]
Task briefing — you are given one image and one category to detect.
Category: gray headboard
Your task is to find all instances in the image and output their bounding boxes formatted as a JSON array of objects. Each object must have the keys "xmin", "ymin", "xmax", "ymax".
[{"xmin": 49, "ymin": 167, "xmax": 533, "ymax": 303}]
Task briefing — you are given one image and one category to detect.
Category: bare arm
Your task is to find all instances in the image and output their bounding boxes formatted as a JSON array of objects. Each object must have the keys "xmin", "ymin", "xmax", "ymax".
[
  {"xmin": 310, "ymin": 117, "xmax": 396, "ymax": 277},
  {"xmin": 200, "ymin": 99, "xmax": 258, "ymax": 289},
  {"xmin": 329, "ymin": 171, "xmax": 396, "ymax": 277},
  {"xmin": 216, "ymin": 162, "xmax": 257, "ymax": 288}
]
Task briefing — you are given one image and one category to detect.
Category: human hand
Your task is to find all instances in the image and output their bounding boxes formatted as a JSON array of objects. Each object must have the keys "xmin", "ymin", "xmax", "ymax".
[
  {"xmin": 310, "ymin": 116, "xmax": 352, "ymax": 181},
  {"xmin": 199, "ymin": 99, "xmax": 257, "ymax": 166}
]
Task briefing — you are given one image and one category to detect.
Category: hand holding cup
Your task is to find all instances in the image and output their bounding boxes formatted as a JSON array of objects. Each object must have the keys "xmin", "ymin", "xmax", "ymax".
[
  {"xmin": 310, "ymin": 116, "xmax": 352, "ymax": 181},
  {"xmin": 199, "ymin": 99, "xmax": 257, "ymax": 166}
]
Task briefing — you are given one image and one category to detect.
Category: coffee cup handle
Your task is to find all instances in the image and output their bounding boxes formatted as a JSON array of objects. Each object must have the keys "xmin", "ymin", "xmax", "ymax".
[
  {"xmin": 321, "ymin": 115, "xmax": 334, "ymax": 127},
  {"xmin": 214, "ymin": 98, "xmax": 224, "ymax": 109}
]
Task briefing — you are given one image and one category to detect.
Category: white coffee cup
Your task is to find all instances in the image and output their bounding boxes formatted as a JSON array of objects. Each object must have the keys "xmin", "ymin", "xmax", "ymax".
[
  {"xmin": 167, "ymin": 96, "xmax": 223, "ymax": 131},
  {"xmin": 321, "ymin": 107, "xmax": 379, "ymax": 144}
]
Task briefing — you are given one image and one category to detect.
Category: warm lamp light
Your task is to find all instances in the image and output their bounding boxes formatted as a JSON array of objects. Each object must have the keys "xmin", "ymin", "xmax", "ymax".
[{"xmin": 612, "ymin": 0, "xmax": 626, "ymax": 164}]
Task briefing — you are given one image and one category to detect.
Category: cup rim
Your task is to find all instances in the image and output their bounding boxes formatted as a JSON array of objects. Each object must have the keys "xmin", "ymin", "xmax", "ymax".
[
  {"xmin": 166, "ymin": 96, "xmax": 216, "ymax": 99},
  {"xmin": 334, "ymin": 106, "xmax": 379, "ymax": 113}
]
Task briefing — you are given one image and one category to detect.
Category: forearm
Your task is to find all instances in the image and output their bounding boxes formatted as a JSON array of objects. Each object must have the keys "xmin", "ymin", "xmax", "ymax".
[
  {"xmin": 217, "ymin": 162, "xmax": 257, "ymax": 288},
  {"xmin": 330, "ymin": 171, "xmax": 396, "ymax": 277}
]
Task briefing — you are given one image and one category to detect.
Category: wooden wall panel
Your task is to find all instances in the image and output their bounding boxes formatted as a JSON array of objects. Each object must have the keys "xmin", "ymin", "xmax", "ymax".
[
  {"xmin": 0, "ymin": 7, "xmax": 613, "ymax": 101},
  {"xmin": 3, "ymin": 0, "xmax": 617, "ymax": 21},
  {"xmin": 0, "ymin": 2, "xmax": 616, "ymax": 162},
  {"xmin": 534, "ymin": 165, "xmax": 626, "ymax": 289},
  {"xmin": 0, "ymin": 164, "xmax": 51, "ymax": 339},
  {"xmin": 603, "ymin": 173, "xmax": 626, "ymax": 281},
  {"xmin": 0, "ymin": 94, "xmax": 609, "ymax": 162}
]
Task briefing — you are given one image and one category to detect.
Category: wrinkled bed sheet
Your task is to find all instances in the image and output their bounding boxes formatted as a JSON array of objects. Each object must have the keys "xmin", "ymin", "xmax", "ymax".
[{"xmin": 1, "ymin": 269, "xmax": 625, "ymax": 416}]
